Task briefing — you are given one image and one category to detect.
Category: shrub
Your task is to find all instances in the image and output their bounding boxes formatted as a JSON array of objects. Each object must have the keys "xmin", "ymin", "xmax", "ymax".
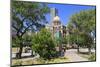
[{"xmin": 32, "ymin": 28, "xmax": 57, "ymax": 59}]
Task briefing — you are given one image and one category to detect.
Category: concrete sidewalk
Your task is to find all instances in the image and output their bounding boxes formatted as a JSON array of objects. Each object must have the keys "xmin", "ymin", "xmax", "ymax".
[{"xmin": 64, "ymin": 49, "xmax": 88, "ymax": 62}]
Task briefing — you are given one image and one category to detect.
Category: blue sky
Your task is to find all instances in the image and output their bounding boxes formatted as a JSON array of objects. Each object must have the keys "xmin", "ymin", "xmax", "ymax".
[{"xmin": 45, "ymin": 3, "xmax": 95, "ymax": 25}]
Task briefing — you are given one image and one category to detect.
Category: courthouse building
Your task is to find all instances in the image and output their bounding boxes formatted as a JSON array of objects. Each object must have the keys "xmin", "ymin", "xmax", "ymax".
[{"xmin": 45, "ymin": 8, "xmax": 69, "ymax": 40}]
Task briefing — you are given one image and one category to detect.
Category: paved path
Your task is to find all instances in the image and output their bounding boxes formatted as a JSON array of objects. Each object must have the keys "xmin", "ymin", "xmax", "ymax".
[{"xmin": 64, "ymin": 49, "xmax": 88, "ymax": 62}]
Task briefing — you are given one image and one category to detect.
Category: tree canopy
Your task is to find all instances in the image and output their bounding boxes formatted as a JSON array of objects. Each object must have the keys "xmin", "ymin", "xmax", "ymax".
[
  {"xmin": 12, "ymin": 1, "xmax": 49, "ymax": 38},
  {"xmin": 68, "ymin": 9, "xmax": 95, "ymax": 33},
  {"xmin": 12, "ymin": 1, "xmax": 50, "ymax": 58},
  {"xmin": 67, "ymin": 9, "xmax": 96, "ymax": 53}
]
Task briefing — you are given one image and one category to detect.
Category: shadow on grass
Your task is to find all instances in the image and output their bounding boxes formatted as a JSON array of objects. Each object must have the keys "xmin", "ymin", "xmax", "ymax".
[
  {"xmin": 78, "ymin": 51, "xmax": 95, "ymax": 55},
  {"xmin": 12, "ymin": 55, "xmax": 35, "ymax": 59},
  {"xmin": 78, "ymin": 52, "xmax": 90, "ymax": 54}
]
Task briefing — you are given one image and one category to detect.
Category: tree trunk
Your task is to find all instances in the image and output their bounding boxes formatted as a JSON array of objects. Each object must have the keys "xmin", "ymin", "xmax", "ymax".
[
  {"xmin": 88, "ymin": 47, "xmax": 91, "ymax": 54},
  {"xmin": 31, "ymin": 48, "xmax": 33, "ymax": 56},
  {"xmin": 77, "ymin": 45, "xmax": 80, "ymax": 53},
  {"xmin": 17, "ymin": 43, "xmax": 23, "ymax": 59}
]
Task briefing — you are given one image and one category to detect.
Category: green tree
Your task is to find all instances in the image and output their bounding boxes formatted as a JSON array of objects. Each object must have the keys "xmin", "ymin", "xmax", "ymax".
[
  {"xmin": 32, "ymin": 28, "xmax": 57, "ymax": 59},
  {"xmin": 61, "ymin": 37, "xmax": 68, "ymax": 44},
  {"xmin": 67, "ymin": 9, "xmax": 96, "ymax": 53},
  {"xmin": 12, "ymin": 1, "xmax": 49, "ymax": 58}
]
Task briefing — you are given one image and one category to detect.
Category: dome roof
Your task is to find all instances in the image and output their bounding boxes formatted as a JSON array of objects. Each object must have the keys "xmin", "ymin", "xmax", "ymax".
[{"xmin": 53, "ymin": 16, "xmax": 60, "ymax": 21}]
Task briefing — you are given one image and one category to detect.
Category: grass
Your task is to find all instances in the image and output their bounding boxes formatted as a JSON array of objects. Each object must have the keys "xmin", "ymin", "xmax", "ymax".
[
  {"xmin": 12, "ymin": 56, "xmax": 69, "ymax": 66},
  {"xmin": 88, "ymin": 53, "xmax": 96, "ymax": 61},
  {"xmin": 46, "ymin": 56, "xmax": 69, "ymax": 63},
  {"xmin": 77, "ymin": 52, "xmax": 96, "ymax": 61}
]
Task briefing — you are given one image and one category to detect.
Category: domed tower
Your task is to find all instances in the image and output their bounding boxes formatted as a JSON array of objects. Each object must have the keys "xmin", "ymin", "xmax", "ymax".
[
  {"xmin": 52, "ymin": 16, "xmax": 61, "ymax": 33},
  {"xmin": 50, "ymin": 8, "xmax": 61, "ymax": 39},
  {"xmin": 52, "ymin": 16, "xmax": 62, "ymax": 53}
]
